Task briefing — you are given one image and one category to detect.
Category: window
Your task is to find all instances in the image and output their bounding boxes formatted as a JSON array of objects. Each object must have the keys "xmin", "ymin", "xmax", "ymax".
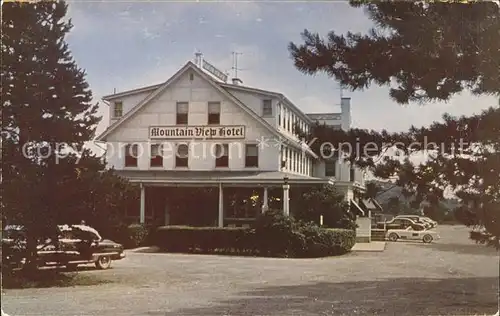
[
  {"xmin": 350, "ymin": 166, "xmax": 355, "ymax": 182},
  {"xmin": 286, "ymin": 147, "xmax": 292, "ymax": 171},
  {"xmin": 262, "ymin": 99, "xmax": 272, "ymax": 117},
  {"xmin": 176, "ymin": 102, "xmax": 188, "ymax": 125},
  {"xmin": 287, "ymin": 110, "xmax": 291, "ymax": 132},
  {"xmin": 150, "ymin": 144, "xmax": 163, "ymax": 167},
  {"xmin": 175, "ymin": 143, "xmax": 189, "ymax": 167},
  {"xmin": 277, "ymin": 103, "xmax": 281, "ymax": 127},
  {"xmin": 245, "ymin": 144, "xmax": 258, "ymax": 167},
  {"xmin": 325, "ymin": 159, "xmax": 336, "ymax": 177},
  {"xmin": 124, "ymin": 144, "xmax": 138, "ymax": 167},
  {"xmin": 215, "ymin": 144, "xmax": 229, "ymax": 167},
  {"xmin": 114, "ymin": 101, "xmax": 123, "ymax": 118},
  {"xmin": 208, "ymin": 102, "xmax": 220, "ymax": 125}
]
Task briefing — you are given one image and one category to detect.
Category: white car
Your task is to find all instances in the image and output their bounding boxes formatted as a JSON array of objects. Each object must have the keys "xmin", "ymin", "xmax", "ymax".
[{"xmin": 386, "ymin": 226, "xmax": 440, "ymax": 243}]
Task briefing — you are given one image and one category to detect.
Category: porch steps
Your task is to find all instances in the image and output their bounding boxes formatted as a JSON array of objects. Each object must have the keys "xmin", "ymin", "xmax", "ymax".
[{"xmin": 371, "ymin": 229, "xmax": 386, "ymax": 242}]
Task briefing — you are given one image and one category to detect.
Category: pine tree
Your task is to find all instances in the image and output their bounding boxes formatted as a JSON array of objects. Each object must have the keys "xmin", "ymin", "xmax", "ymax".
[
  {"xmin": 289, "ymin": 1, "xmax": 500, "ymax": 104},
  {"xmin": 290, "ymin": 1, "xmax": 500, "ymax": 244},
  {"xmin": 1, "ymin": 1, "xmax": 138, "ymax": 269}
]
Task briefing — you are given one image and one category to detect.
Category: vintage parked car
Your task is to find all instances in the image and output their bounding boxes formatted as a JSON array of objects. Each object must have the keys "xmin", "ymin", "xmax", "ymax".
[
  {"xmin": 2, "ymin": 224, "xmax": 125, "ymax": 270},
  {"xmin": 394, "ymin": 215, "xmax": 437, "ymax": 228},
  {"xmin": 376, "ymin": 217, "xmax": 427, "ymax": 231},
  {"xmin": 386, "ymin": 226, "xmax": 440, "ymax": 243}
]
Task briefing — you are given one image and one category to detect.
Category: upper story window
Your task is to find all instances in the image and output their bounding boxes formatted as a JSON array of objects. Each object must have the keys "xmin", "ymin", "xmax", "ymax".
[
  {"xmin": 325, "ymin": 159, "xmax": 336, "ymax": 177},
  {"xmin": 208, "ymin": 102, "xmax": 221, "ymax": 125},
  {"xmin": 176, "ymin": 102, "xmax": 189, "ymax": 125},
  {"xmin": 286, "ymin": 110, "xmax": 291, "ymax": 132},
  {"xmin": 113, "ymin": 101, "xmax": 123, "ymax": 118},
  {"xmin": 150, "ymin": 144, "xmax": 163, "ymax": 167},
  {"xmin": 175, "ymin": 143, "xmax": 189, "ymax": 168},
  {"xmin": 245, "ymin": 144, "xmax": 258, "ymax": 167},
  {"xmin": 124, "ymin": 144, "xmax": 138, "ymax": 167},
  {"xmin": 277, "ymin": 103, "xmax": 281, "ymax": 127},
  {"xmin": 215, "ymin": 144, "xmax": 229, "ymax": 168},
  {"xmin": 262, "ymin": 99, "xmax": 272, "ymax": 117}
]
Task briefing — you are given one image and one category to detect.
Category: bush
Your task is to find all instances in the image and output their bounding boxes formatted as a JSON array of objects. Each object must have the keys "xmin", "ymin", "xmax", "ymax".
[
  {"xmin": 127, "ymin": 224, "xmax": 150, "ymax": 248},
  {"xmin": 253, "ymin": 209, "xmax": 301, "ymax": 257},
  {"xmin": 153, "ymin": 210, "xmax": 356, "ymax": 258},
  {"xmin": 155, "ymin": 226, "xmax": 255, "ymax": 255},
  {"xmin": 105, "ymin": 223, "xmax": 151, "ymax": 249}
]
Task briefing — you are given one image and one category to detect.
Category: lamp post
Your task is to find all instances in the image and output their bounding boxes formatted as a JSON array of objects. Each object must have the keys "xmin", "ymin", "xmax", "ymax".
[{"xmin": 283, "ymin": 176, "xmax": 290, "ymax": 216}]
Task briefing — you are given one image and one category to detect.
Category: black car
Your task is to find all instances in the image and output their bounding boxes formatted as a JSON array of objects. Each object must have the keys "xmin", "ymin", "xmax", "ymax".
[{"xmin": 2, "ymin": 224, "xmax": 125, "ymax": 270}]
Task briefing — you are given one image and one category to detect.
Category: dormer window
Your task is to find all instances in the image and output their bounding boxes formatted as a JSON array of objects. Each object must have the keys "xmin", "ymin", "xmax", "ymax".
[
  {"xmin": 262, "ymin": 99, "xmax": 272, "ymax": 117},
  {"xmin": 113, "ymin": 101, "xmax": 123, "ymax": 118}
]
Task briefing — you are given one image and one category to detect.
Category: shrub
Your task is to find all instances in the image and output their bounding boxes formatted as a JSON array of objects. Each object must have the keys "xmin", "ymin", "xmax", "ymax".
[
  {"xmin": 127, "ymin": 224, "xmax": 150, "ymax": 248},
  {"xmin": 104, "ymin": 223, "xmax": 151, "ymax": 249},
  {"xmin": 324, "ymin": 228, "xmax": 356, "ymax": 255},
  {"xmin": 253, "ymin": 209, "xmax": 299, "ymax": 257},
  {"xmin": 294, "ymin": 222, "xmax": 355, "ymax": 257},
  {"xmin": 153, "ymin": 210, "xmax": 356, "ymax": 258},
  {"xmin": 155, "ymin": 226, "xmax": 255, "ymax": 255}
]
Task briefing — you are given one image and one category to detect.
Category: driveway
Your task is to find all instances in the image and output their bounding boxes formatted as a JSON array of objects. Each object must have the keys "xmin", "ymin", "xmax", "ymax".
[{"xmin": 2, "ymin": 225, "xmax": 498, "ymax": 315}]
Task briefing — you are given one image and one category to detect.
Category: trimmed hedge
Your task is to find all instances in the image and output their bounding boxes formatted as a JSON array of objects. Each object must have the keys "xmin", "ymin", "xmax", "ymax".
[
  {"xmin": 155, "ymin": 226, "xmax": 256, "ymax": 255},
  {"xmin": 154, "ymin": 211, "xmax": 356, "ymax": 258}
]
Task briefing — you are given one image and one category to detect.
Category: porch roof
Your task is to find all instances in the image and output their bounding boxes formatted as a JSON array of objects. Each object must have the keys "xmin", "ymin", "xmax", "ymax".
[{"xmin": 115, "ymin": 170, "xmax": 333, "ymax": 187}]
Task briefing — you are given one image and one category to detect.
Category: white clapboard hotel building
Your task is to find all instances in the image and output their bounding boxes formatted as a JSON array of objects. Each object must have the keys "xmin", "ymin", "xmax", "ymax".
[{"xmin": 96, "ymin": 54, "xmax": 368, "ymax": 231}]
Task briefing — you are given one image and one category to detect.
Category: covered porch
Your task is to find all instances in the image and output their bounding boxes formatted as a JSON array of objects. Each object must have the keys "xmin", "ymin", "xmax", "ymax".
[{"xmin": 116, "ymin": 170, "xmax": 333, "ymax": 227}]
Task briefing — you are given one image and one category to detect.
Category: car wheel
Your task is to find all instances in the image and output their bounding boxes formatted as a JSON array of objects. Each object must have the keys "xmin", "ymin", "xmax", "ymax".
[
  {"xmin": 388, "ymin": 233, "xmax": 398, "ymax": 242},
  {"xmin": 423, "ymin": 234, "xmax": 433, "ymax": 243},
  {"xmin": 95, "ymin": 256, "xmax": 111, "ymax": 270}
]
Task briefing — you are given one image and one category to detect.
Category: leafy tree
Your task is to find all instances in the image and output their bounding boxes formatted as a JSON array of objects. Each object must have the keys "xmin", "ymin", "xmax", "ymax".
[
  {"xmin": 386, "ymin": 197, "xmax": 400, "ymax": 216},
  {"xmin": 289, "ymin": 1, "xmax": 500, "ymax": 244},
  {"xmin": 1, "ymin": 1, "xmax": 137, "ymax": 269},
  {"xmin": 292, "ymin": 185, "xmax": 356, "ymax": 230}
]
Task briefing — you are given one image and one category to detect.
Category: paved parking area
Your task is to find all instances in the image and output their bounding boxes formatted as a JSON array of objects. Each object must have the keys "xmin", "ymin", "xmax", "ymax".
[{"xmin": 2, "ymin": 225, "xmax": 498, "ymax": 316}]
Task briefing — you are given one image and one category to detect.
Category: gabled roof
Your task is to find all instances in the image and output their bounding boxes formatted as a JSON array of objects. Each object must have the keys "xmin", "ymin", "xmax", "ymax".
[
  {"xmin": 219, "ymin": 83, "xmax": 314, "ymax": 124},
  {"xmin": 95, "ymin": 62, "xmax": 317, "ymax": 158}
]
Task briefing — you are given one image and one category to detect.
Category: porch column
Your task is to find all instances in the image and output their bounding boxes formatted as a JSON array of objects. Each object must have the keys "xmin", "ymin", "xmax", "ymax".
[
  {"xmin": 218, "ymin": 183, "xmax": 224, "ymax": 227},
  {"xmin": 283, "ymin": 183, "xmax": 290, "ymax": 216},
  {"xmin": 140, "ymin": 183, "xmax": 146, "ymax": 224},
  {"xmin": 262, "ymin": 187, "xmax": 269, "ymax": 213}
]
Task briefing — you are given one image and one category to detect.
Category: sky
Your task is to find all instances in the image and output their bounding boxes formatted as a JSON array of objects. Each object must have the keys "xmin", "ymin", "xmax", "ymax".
[{"xmin": 65, "ymin": 1, "xmax": 498, "ymax": 141}]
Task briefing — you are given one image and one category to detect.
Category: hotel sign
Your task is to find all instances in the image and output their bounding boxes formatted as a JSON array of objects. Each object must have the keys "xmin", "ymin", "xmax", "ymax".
[
  {"xmin": 202, "ymin": 60, "xmax": 228, "ymax": 83},
  {"xmin": 149, "ymin": 125, "xmax": 245, "ymax": 139}
]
